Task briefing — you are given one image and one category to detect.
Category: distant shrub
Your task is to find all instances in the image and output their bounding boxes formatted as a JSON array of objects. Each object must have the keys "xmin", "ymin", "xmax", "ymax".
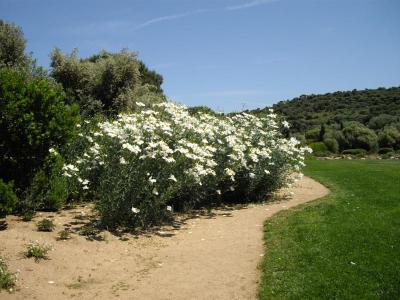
[
  {"xmin": 0, "ymin": 257, "xmax": 16, "ymax": 291},
  {"xmin": 323, "ymin": 138, "xmax": 339, "ymax": 153},
  {"xmin": 0, "ymin": 68, "xmax": 79, "ymax": 190},
  {"xmin": 24, "ymin": 241, "xmax": 52, "ymax": 261},
  {"xmin": 305, "ymin": 127, "xmax": 321, "ymax": 142},
  {"xmin": 308, "ymin": 142, "xmax": 329, "ymax": 155},
  {"xmin": 0, "ymin": 179, "xmax": 18, "ymax": 218},
  {"xmin": 342, "ymin": 149, "xmax": 367, "ymax": 156},
  {"xmin": 378, "ymin": 126, "xmax": 400, "ymax": 149},
  {"xmin": 342, "ymin": 122, "xmax": 378, "ymax": 152},
  {"xmin": 37, "ymin": 218, "xmax": 55, "ymax": 232},
  {"xmin": 378, "ymin": 148, "xmax": 394, "ymax": 154}
]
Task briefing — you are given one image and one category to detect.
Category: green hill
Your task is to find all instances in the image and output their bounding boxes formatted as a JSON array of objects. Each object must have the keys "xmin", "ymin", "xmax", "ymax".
[{"xmin": 250, "ymin": 87, "xmax": 400, "ymax": 153}]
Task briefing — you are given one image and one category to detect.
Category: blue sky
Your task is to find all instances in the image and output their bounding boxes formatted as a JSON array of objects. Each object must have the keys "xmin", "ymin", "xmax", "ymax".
[{"xmin": 1, "ymin": 0, "xmax": 399, "ymax": 112}]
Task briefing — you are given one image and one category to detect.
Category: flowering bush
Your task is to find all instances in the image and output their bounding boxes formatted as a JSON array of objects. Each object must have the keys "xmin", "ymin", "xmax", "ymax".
[{"xmin": 62, "ymin": 102, "xmax": 311, "ymax": 228}]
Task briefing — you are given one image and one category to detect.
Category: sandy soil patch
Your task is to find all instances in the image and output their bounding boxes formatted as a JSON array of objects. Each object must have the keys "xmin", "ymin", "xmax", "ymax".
[{"xmin": 0, "ymin": 176, "xmax": 329, "ymax": 299}]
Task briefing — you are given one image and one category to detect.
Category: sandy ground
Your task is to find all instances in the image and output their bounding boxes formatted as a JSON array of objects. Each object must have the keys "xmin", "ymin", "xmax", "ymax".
[{"xmin": 0, "ymin": 176, "xmax": 329, "ymax": 300}]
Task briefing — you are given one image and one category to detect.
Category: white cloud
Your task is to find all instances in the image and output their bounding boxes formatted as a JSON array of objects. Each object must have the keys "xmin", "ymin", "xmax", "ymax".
[
  {"xmin": 135, "ymin": 9, "xmax": 210, "ymax": 30},
  {"xmin": 226, "ymin": 0, "xmax": 279, "ymax": 11}
]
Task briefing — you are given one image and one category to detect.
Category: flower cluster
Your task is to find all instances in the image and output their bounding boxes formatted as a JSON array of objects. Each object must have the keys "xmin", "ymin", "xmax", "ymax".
[{"xmin": 63, "ymin": 102, "xmax": 311, "ymax": 227}]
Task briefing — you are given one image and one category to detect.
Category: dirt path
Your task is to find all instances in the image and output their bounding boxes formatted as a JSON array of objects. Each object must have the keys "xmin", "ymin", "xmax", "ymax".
[{"xmin": 1, "ymin": 176, "xmax": 329, "ymax": 299}]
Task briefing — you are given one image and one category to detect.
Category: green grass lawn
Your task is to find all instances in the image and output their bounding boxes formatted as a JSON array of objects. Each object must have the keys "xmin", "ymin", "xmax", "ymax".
[{"xmin": 259, "ymin": 160, "xmax": 400, "ymax": 299}]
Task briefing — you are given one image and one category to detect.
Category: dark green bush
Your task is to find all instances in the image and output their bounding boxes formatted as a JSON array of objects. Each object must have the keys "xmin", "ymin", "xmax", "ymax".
[
  {"xmin": 0, "ymin": 68, "xmax": 79, "ymax": 190},
  {"xmin": 0, "ymin": 179, "xmax": 18, "ymax": 218},
  {"xmin": 25, "ymin": 152, "xmax": 68, "ymax": 211},
  {"xmin": 378, "ymin": 148, "xmax": 394, "ymax": 154},
  {"xmin": 342, "ymin": 149, "xmax": 367, "ymax": 156},
  {"xmin": 37, "ymin": 218, "xmax": 55, "ymax": 232}
]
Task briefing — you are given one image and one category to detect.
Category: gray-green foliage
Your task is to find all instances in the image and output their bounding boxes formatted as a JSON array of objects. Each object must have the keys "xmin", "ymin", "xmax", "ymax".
[
  {"xmin": 0, "ymin": 19, "xmax": 29, "ymax": 69},
  {"xmin": 50, "ymin": 48, "xmax": 164, "ymax": 116},
  {"xmin": 342, "ymin": 122, "xmax": 379, "ymax": 152},
  {"xmin": 378, "ymin": 125, "xmax": 400, "ymax": 149}
]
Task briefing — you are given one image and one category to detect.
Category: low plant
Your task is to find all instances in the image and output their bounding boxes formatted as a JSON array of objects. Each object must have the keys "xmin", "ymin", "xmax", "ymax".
[
  {"xmin": 37, "ymin": 219, "xmax": 55, "ymax": 232},
  {"xmin": 24, "ymin": 241, "xmax": 52, "ymax": 261},
  {"xmin": 378, "ymin": 147, "xmax": 394, "ymax": 154},
  {"xmin": 79, "ymin": 223, "xmax": 97, "ymax": 237},
  {"xmin": 57, "ymin": 229, "xmax": 71, "ymax": 240},
  {"xmin": 342, "ymin": 148, "xmax": 367, "ymax": 156},
  {"xmin": 0, "ymin": 257, "xmax": 16, "ymax": 291}
]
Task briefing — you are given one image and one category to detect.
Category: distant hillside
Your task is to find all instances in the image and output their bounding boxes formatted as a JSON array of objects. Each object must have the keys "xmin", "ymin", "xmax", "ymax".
[
  {"xmin": 251, "ymin": 87, "xmax": 400, "ymax": 133},
  {"xmin": 250, "ymin": 87, "xmax": 400, "ymax": 153}
]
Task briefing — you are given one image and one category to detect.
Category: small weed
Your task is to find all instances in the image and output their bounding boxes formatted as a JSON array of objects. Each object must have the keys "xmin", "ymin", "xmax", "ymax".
[
  {"xmin": 0, "ymin": 257, "xmax": 16, "ymax": 292},
  {"xmin": 24, "ymin": 241, "xmax": 52, "ymax": 261},
  {"xmin": 21, "ymin": 210, "xmax": 35, "ymax": 222},
  {"xmin": 37, "ymin": 219, "xmax": 55, "ymax": 232},
  {"xmin": 57, "ymin": 229, "xmax": 71, "ymax": 240},
  {"xmin": 79, "ymin": 223, "xmax": 97, "ymax": 237}
]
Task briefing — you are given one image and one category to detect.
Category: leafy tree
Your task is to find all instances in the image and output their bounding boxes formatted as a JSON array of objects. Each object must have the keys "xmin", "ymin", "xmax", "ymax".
[
  {"xmin": 0, "ymin": 68, "xmax": 79, "ymax": 190},
  {"xmin": 0, "ymin": 19, "xmax": 29, "ymax": 69},
  {"xmin": 50, "ymin": 48, "xmax": 164, "ymax": 116},
  {"xmin": 138, "ymin": 61, "xmax": 163, "ymax": 94}
]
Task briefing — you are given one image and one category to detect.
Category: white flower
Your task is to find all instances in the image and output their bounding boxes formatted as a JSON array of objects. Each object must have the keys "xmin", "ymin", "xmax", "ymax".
[
  {"xmin": 152, "ymin": 188, "xmax": 159, "ymax": 195},
  {"xmin": 249, "ymin": 172, "xmax": 256, "ymax": 179},
  {"xmin": 82, "ymin": 186, "xmax": 89, "ymax": 190},
  {"xmin": 264, "ymin": 170, "xmax": 271, "ymax": 175},
  {"xmin": 49, "ymin": 148, "xmax": 57, "ymax": 155},
  {"xmin": 131, "ymin": 207, "xmax": 140, "ymax": 214},
  {"xmin": 148, "ymin": 176, "xmax": 156, "ymax": 184},
  {"xmin": 166, "ymin": 206, "xmax": 173, "ymax": 212},
  {"xmin": 76, "ymin": 124, "xmax": 81, "ymax": 128},
  {"xmin": 224, "ymin": 168, "xmax": 236, "ymax": 177},
  {"xmin": 168, "ymin": 174, "xmax": 177, "ymax": 182},
  {"xmin": 136, "ymin": 102, "xmax": 146, "ymax": 107},
  {"xmin": 120, "ymin": 157, "xmax": 127, "ymax": 165},
  {"xmin": 216, "ymin": 189, "xmax": 221, "ymax": 195},
  {"xmin": 282, "ymin": 120, "xmax": 290, "ymax": 128},
  {"xmin": 229, "ymin": 186, "xmax": 235, "ymax": 191}
]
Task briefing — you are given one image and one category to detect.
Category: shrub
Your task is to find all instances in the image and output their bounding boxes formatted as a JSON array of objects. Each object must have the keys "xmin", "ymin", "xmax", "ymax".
[
  {"xmin": 57, "ymin": 229, "xmax": 71, "ymax": 240},
  {"xmin": 37, "ymin": 219, "xmax": 55, "ymax": 232},
  {"xmin": 62, "ymin": 103, "xmax": 310, "ymax": 228},
  {"xmin": 0, "ymin": 179, "xmax": 18, "ymax": 218},
  {"xmin": 342, "ymin": 149, "xmax": 367, "ymax": 156},
  {"xmin": 79, "ymin": 224, "xmax": 97, "ymax": 237},
  {"xmin": 342, "ymin": 122, "xmax": 378, "ymax": 152},
  {"xmin": 378, "ymin": 126, "xmax": 400, "ymax": 149},
  {"xmin": 24, "ymin": 241, "xmax": 52, "ymax": 261},
  {"xmin": 25, "ymin": 150, "xmax": 68, "ymax": 211},
  {"xmin": 378, "ymin": 148, "xmax": 394, "ymax": 154},
  {"xmin": 0, "ymin": 257, "xmax": 16, "ymax": 291},
  {"xmin": 0, "ymin": 68, "xmax": 79, "ymax": 190},
  {"xmin": 323, "ymin": 137, "xmax": 339, "ymax": 153},
  {"xmin": 308, "ymin": 142, "xmax": 328, "ymax": 155}
]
